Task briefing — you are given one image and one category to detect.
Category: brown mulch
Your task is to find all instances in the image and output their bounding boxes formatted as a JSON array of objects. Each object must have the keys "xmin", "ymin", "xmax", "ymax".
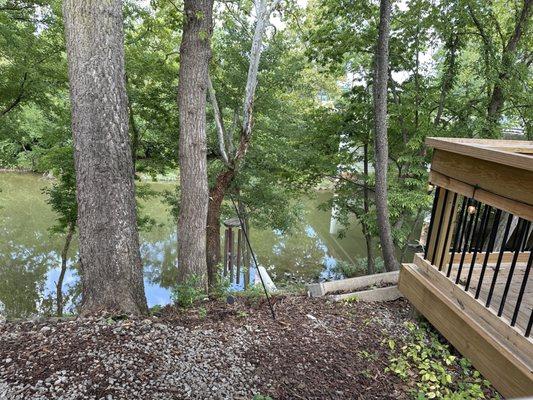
[{"xmin": 160, "ymin": 295, "xmax": 413, "ymax": 399}]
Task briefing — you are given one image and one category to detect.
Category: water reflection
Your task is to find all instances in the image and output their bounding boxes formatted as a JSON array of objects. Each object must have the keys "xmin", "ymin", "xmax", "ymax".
[{"xmin": 0, "ymin": 173, "xmax": 366, "ymax": 317}]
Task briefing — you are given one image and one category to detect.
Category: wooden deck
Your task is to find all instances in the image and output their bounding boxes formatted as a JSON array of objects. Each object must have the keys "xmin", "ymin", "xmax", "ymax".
[{"xmin": 399, "ymin": 138, "xmax": 533, "ymax": 398}]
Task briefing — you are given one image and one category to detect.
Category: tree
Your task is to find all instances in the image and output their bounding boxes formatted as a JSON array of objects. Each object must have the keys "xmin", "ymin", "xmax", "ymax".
[
  {"xmin": 63, "ymin": 0, "xmax": 147, "ymax": 314},
  {"xmin": 468, "ymin": 0, "xmax": 532, "ymax": 136},
  {"xmin": 372, "ymin": 0, "xmax": 397, "ymax": 271},
  {"xmin": 176, "ymin": 0, "xmax": 214, "ymax": 289},
  {"xmin": 205, "ymin": 0, "xmax": 280, "ymax": 290}
]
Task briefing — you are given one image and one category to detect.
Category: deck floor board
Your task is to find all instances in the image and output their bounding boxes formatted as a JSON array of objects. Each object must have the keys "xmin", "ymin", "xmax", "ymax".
[{"xmin": 447, "ymin": 262, "xmax": 531, "ymax": 333}]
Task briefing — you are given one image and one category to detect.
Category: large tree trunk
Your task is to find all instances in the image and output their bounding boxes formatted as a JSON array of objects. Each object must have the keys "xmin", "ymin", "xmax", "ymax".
[
  {"xmin": 177, "ymin": 0, "xmax": 214, "ymax": 289},
  {"xmin": 372, "ymin": 0, "xmax": 398, "ymax": 272},
  {"xmin": 56, "ymin": 222, "xmax": 75, "ymax": 317},
  {"xmin": 63, "ymin": 0, "xmax": 148, "ymax": 315},
  {"xmin": 206, "ymin": 169, "xmax": 235, "ymax": 289}
]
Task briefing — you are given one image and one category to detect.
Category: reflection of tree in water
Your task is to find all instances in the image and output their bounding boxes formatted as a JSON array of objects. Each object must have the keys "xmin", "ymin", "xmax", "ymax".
[
  {"xmin": 141, "ymin": 230, "xmax": 178, "ymax": 289},
  {"xmin": 0, "ymin": 243, "xmax": 52, "ymax": 318},
  {"xmin": 251, "ymin": 224, "xmax": 330, "ymax": 284}
]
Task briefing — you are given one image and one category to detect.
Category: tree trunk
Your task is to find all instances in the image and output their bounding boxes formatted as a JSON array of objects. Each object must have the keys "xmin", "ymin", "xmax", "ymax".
[
  {"xmin": 176, "ymin": 0, "xmax": 214, "ymax": 289},
  {"xmin": 434, "ymin": 34, "xmax": 459, "ymax": 127},
  {"xmin": 56, "ymin": 222, "xmax": 75, "ymax": 317},
  {"xmin": 372, "ymin": 0, "xmax": 398, "ymax": 272},
  {"xmin": 206, "ymin": 169, "xmax": 235, "ymax": 289},
  {"xmin": 362, "ymin": 142, "xmax": 375, "ymax": 274},
  {"xmin": 63, "ymin": 0, "xmax": 148, "ymax": 315},
  {"xmin": 485, "ymin": 0, "xmax": 532, "ymax": 136}
]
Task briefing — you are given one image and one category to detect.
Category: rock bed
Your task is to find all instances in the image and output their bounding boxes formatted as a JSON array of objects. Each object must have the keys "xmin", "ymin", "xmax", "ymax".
[{"xmin": 0, "ymin": 317, "xmax": 256, "ymax": 399}]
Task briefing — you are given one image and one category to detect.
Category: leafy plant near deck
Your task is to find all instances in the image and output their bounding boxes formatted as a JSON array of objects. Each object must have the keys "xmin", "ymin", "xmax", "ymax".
[{"xmin": 386, "ymin": 322, "xmax": 499, "ymax": 399}]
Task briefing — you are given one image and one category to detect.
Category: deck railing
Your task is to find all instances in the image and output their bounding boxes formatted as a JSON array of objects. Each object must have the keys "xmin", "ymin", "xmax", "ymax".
[
  {"xmin": 423, "ymin": 185, "xmax": 532, "ymax": 336},
  {"xmin": 399, "ymin": 138, "xmax": 533, "ymax": 398}
]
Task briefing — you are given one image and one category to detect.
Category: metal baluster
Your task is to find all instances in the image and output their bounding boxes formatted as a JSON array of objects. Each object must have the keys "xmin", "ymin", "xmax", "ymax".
[
  {"xmin": 486, "ymin": 213, "xmax": 513, "ymax": 308},
  {"xmin": 476, "ymin": 209, "xmax": 502, "ymax": 299},
  {"xmin": 468, "ymin": 204, "xmax": 483, "ymax": 252},
  {"xmin": 431, "ymin": 189, "xmax": 449, "ymax": 266},
  {"xmin": 424, "ymin": 186, "xmax": 441, "ymax": 260},
  {"xmin": 520, "ymin": 221, "xmax": 531, "ymax": 251},
  {"xmin": 456, "ymin": 200, "xmax": 478, "ymax": 285},
  {"xmin": 465, "ymin": 205, "xmax": 491, "ymax": 291},
  {"xmin": 498, "ymin": 219, "xmax": 527, "ymax": 317},
  {"xmin": 511, "ymin": 251, "xmax": 532, "ymax": 327},
  {"xmin": 447, "ymin": 197, "xmax": 468, "ymax": 277},
  {"xmin": 438, "ymin": 193, "xmax": 457, "ymax": 271}
]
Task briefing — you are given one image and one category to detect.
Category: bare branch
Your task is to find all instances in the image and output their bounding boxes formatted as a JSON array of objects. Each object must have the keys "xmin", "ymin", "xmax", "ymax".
[
  {"xmin": 207, "ymin": 74, "xmax": 230, "ymax": 166},
  {"xmin": 241, "ymin": 0, "xmax": 281, "ymax": 139}
]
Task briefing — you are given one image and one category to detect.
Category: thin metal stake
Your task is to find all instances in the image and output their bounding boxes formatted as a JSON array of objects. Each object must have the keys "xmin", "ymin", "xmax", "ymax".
[
  {"xmin": 465, "ymin": 205, "xmax": 490, "ymax": 291},
  {"xmin": 230, "ymin": 195, "xmax": 276, "ymax": 320},
  {"xmin": 447, "ymin": 196, "xmax": 468, "ymax": 277}
]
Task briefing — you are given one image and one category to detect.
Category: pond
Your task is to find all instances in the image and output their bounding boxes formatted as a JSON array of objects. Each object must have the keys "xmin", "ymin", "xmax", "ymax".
[{"xmin": 0, "ymin": 172, "xmax": 368, "ymax": 317}]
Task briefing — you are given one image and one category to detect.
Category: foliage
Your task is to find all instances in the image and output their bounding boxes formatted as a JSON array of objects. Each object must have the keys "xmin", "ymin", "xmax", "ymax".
[
  {"xmin": 333, "ymin": 257, "xmax": 384, "ymax": 279},
  {"xmin": 171, "ymin": 275, "xmax": 207, "ymax": 308},
  {"xmin": 387, "ymin": 322, "xmax": 499, "ymax": 399}
]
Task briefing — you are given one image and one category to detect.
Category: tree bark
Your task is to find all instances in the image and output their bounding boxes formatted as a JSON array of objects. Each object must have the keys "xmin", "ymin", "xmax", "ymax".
[
  {"xmin": 56, "ymin": 222, "xmax": 75, "ymax": 317},
  {"xmin": 362, "ymin": 142, "xmax": 375, "ymax": 274},
  {"xmin": 177, "ymin": 0, "xmax": 214, "ymax": 289},
  {"xmin": 372, "ymin": 0, "xmax": 398, "ymax": 272},
  {"xmin": 63, "ymin": 0, "xmax": 148, "ymax": 315},
  {"xmin": 434, "ymin": 34, "xmax": 459, "ymax": 127},
  {"xmin": 206, "ymin": 169, "xmax": 235, "ymax": 288}
]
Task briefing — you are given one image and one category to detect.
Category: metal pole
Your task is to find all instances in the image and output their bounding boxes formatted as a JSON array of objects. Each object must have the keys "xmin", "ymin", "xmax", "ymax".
[{"xmin": 230, "ymin": 195, "xmax": 276, "ymax": 320}]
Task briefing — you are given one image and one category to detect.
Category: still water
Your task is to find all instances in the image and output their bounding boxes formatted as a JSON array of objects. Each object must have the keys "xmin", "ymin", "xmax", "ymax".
[{"xmin": 0, "ymin": 172, "xmax": 366, "ymax": 317}]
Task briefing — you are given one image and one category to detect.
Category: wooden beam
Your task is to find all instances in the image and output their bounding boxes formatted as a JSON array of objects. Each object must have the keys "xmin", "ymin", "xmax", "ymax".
[
  {"xmin": 399, "ymin": 263, "xmax": 533, "ymax": 398},
  {"xmin": 431, "ymin": 149, "xmax": 533, "ymax": 207},
  {"xmin": 417, "ymin": 251, "xmax": 532, "ymax": 266},
  {"xmin": 426, "ymin": 138, "xmax": 533, "ymax": 172},
  {"xmin": 429, "ymin": 170, "xmax": 533, "ymax": 221}
]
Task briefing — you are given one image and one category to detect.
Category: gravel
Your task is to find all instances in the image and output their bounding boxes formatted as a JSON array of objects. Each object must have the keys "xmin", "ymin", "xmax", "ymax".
[{"xmin": 0, "ymin": 315, "xmax": 258, "ymax": 399}]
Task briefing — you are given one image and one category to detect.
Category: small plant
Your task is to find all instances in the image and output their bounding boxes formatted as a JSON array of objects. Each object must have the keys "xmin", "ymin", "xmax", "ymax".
[
  {"xmin": 342, "ymin": 295, "xmax": 359, "ymax": 304},
  {"xmin": 386, "ymin": 322, "xmax": 498, "ymax": 399},
  {"xmin": 210, "ymin": 270, "xmax": 231, "ymax": 300},
  {"xmin": 198, "ymin": 306, "xmax": 207, "ymax": 319},
  {"xmin": 171, "ymin": 275, "xmax": 206, "ymax": 308},
  {"xmin": 237, "ymin": 310, "xmax": 248, "ymax": 318}
]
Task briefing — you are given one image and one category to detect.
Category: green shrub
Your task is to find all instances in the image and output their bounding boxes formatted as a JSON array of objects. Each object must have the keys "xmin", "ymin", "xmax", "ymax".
[{"xmin": 171, "ymin": 275, "xmax": 206, "ymax": 308}]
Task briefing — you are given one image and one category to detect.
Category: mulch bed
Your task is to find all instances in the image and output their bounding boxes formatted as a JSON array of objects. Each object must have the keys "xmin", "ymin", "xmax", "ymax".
[{"xmin": 0, "ymin": 295, "xmax": 499, "ymax": 399}]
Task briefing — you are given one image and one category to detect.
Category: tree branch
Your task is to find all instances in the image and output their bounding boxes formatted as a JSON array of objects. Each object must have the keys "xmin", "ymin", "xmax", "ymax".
[
  {"xmin": 207, "ymin": 74, "xmax": 230, "ymax": 166},
  {"xmin": 0, "ymin": 72, "xmax": 28, "ymax": 118}
]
